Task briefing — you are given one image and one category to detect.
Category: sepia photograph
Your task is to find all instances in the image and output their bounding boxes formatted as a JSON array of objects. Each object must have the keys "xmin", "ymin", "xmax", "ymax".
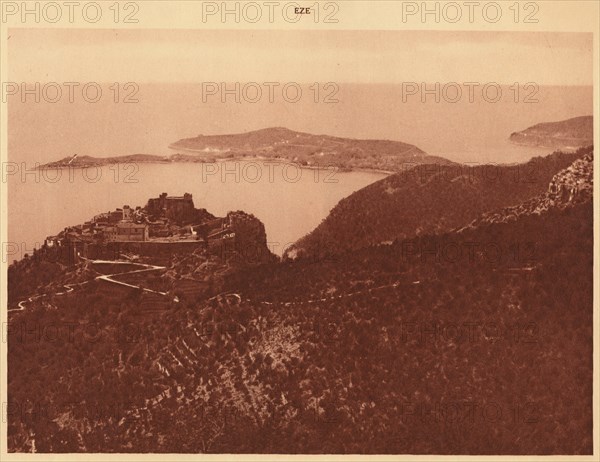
[{"xmin": 0, "ymin": 1, "xmax": 598, "ymax": 459}]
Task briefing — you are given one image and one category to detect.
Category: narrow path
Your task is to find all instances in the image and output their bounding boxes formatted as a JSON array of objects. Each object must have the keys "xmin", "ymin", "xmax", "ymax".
[
  {"xmin": 95, "ymin": 265, "xmax": 168, "ymax": 295},
  {"xmin": 79, "ymin": 256, "xmax": 172, "ymax": 297},
  {"xmin": 255, "ymin": 279, "xmax": 421, "ymax": 307},
  {"xmin": 11, "ymin": 257, "xmax": 172, "ymax": 313},
  {"xmin": 12, "ymin": 264, "xmax": 421, "ymax": 313},
  {"xmin": 9, "ymin": 282, "xmax": 87, "ymax": 313}
]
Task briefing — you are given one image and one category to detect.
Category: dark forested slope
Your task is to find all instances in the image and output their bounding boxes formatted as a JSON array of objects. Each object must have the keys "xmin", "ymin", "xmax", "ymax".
[
  {"xmin": 8, "ymin": 150, "xmax": 593, "ymax": 454},
  {"xmin": 286, "ymin": 147, "xmax": 591, "ymax": 260}
]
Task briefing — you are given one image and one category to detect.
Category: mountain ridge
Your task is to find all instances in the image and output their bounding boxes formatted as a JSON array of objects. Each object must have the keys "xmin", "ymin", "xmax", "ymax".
[
  {"xmin": 460, "ymin": 149, "xmax": 593, "ymax": 230},
  {"xmin": 285, "ymin": 147, "xmax": 591, "ymax": 260}
]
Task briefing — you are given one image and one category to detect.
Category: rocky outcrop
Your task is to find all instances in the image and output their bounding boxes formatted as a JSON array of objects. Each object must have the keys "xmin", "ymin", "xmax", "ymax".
[
  {"xmin": 461, "ymin": 147, "xmax": 593, "ymax": 229},
  {"xmin": 229, "ymin": 211, "xmax": 275, "ymax": 264},
  {"xmin": 207, "ymin": 211, "xmax": 276, "ymax": 265}
]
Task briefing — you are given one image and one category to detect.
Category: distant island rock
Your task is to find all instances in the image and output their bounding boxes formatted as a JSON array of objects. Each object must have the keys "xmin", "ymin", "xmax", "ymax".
[{"xmin": 509, "ymin": 115, "xmax": 593, "ymax": 149}]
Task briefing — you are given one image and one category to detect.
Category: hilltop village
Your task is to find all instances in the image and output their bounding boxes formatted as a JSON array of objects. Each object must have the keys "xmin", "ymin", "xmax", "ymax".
[{"xmin": 41, "ymin": 193, "xmax": 271, "ymax": 265}]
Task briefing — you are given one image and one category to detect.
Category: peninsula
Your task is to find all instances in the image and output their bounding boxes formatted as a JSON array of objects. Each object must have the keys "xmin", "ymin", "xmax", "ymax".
[
  {"xmin": 39, "ymin": 127, "xmax": 452, "ymax": 173},
  {"xmin": 509, "ymin": 115, "xmax": 593, "ymax": 149}
]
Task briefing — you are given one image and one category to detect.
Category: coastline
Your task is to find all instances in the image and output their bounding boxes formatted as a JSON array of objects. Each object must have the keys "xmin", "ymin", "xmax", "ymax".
[
  {"xmin": 508, "ymin": 137, "xmax": 588, "ymax": 151},
  {"xmin": 35, "ymin": 153, "xmax": 397, "ymax": 176}
]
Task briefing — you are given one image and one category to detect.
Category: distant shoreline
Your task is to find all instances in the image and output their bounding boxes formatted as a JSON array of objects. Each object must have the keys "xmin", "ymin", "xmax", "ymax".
[
  {"xmin": 508, "ymin": 139, "xmax": 582, "ymax": 151},
  {"xmin": 34, "ymin": 126, "xmax": 455, "ymax": 175},
  {"xmin": 36, "ymin": 153, "xmax": 396, "ymax": 175}
]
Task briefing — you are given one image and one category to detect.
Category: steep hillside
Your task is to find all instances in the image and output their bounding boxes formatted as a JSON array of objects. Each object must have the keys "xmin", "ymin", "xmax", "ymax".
[
  {"xmin": 7, "ymin": 199, "xmax": 275, "ymax": 306},
  {"xmin": 8, "ymin": 150, "xmax": 593, "ymax": 454},
  {"xmin": 170, "ymin": 127, "xmax": 451, "ymax": 172},
  {"xmin": 286, "ymin": 147, "xmax": 590, "ymax": 260},
  {"xmin": 462, "ymin": 150, "xmax": 593, "ymax": 229},
  {"xmin": 509, "ymin": 115, "xmax": 593, "ymax": 149}
]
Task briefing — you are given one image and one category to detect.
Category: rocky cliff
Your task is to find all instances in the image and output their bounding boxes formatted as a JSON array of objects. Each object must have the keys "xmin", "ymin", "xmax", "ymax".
[{"xmin": 461, "ymin": 147, "xmax": 593, "ymax": 229}]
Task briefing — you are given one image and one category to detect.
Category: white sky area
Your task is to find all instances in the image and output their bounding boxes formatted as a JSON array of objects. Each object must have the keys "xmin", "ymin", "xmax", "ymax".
[{"xmin": 8, "ymin": 29, "xmax": 593, "ymax": 85}]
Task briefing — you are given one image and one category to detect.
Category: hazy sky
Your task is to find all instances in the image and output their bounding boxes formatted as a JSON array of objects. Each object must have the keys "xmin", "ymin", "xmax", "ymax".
[{"xmin": 8, "ymin": 29, "xmax": 593, "ymax": 85}]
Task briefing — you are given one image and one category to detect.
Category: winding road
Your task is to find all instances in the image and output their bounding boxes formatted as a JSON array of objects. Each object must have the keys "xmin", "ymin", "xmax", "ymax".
[
  {"xmin": 11, "ymin": 255, "xmax": 423, "ymax": 314},
  {"xmin": 10, "ymin": 257, "xmax": 173, "ymax": 313}
]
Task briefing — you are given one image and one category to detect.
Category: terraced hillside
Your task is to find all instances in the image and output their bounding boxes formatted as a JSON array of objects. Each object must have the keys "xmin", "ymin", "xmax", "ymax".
[{"xmin": 7, "ymin": 151, "xmax": 593, "ymax": 453}]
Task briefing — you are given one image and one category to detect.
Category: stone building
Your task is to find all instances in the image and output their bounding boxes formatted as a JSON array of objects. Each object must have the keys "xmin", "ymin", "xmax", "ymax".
[
  {"xmin": 122, "ymin": 205, "xmax": 133, "ymax": 221},
  {"xmin": 146, "ymin": 192, "xmax": 195, "ymax": 221},
  {"xmin": 104, "ymin": 222, "xmax": 149, "ymax": 242}
]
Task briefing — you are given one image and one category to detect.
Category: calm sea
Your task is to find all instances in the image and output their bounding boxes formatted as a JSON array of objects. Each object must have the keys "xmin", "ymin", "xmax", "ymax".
[{"xmin": 6, "ymin": 84, "xmax": 592, "ymax": 260}]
